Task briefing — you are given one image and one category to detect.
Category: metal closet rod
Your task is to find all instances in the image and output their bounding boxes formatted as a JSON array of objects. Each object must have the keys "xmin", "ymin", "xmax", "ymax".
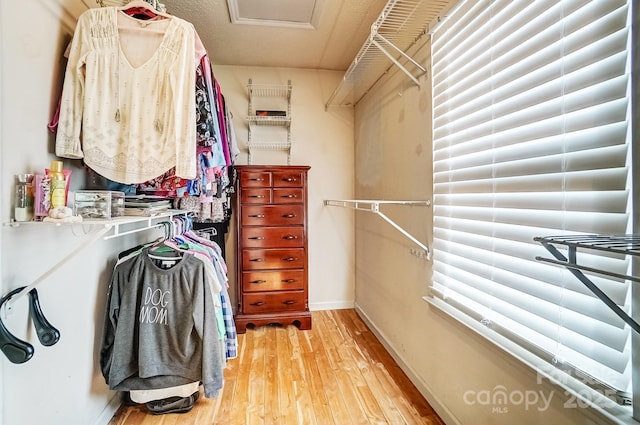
[
  {"xmin": 324, "ymin": 199, "xmax": 431, "ymax": 258},
  {"xmin": 4, "ymin": 211, "xmax": 186, "ymax": 308}
]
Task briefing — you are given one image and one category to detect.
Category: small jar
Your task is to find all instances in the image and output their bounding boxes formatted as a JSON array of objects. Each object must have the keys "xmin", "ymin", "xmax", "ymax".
[{"xmin": 14, "ymin": 174, "xmax": 35, "ymax": 222}]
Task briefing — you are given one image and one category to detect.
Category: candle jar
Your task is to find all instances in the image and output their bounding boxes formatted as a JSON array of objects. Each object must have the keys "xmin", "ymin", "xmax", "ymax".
[{"xmin": 14, "ymin": 174, "xmax": 35, "ymax": 222}]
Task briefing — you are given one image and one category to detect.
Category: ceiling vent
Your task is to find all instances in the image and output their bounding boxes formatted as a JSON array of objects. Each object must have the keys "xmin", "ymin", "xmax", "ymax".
[{"xmin": 227, "ymin": 0, "xmax": 324, "ymax": 29}]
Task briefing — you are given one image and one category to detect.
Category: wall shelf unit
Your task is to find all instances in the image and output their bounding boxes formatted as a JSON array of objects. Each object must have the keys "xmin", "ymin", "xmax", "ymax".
[
  {"xmin": 3, "ymin": 210, "xmax": 187, "ymax": 308},
  {"xmin": 324, "ymin": 199, "xmax": 431, "ymax": 259},
  {"xmin": 325, "ymin": 0, "xmax": 451, "ymax": 108},
  {"xmin": 246, "ymin": 79, "xmax": 292, "ymax": 165},
  {"xmin": 535, "ymin": 234, "xmax": 640, "ymax": 334}
]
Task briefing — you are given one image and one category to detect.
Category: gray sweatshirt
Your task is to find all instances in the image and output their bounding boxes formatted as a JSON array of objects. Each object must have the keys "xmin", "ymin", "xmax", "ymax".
[{"xmin": 100, "ymin": 248, "xmax": 223, "ymax": 397}]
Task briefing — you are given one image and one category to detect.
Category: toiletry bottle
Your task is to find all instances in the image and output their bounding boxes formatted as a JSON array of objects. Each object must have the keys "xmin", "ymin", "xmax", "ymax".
[
  {"xmin": 49, "ymin": 161, "xmax": 66, "ymax": 209},
  {"xmin": 14, "ymin": 174, "xmax": 35, "ymax": 221}
]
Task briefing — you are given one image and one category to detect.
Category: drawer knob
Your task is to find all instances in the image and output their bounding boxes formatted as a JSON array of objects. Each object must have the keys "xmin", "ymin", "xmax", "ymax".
[
  {"xmin": 248, "ymin": 214, "xmax": 265, "ymax": 218},
  {"xmin": 282, "ymin": 194, "xmax": 297, "ymax": 198},
  {"xmin": 250, "ymin": 279, "xmax": 267, "ymax": 284},
  {"xmin": 249, "ymin": 178, "xmax": 264, "ymax": 182},
  {"xmin": 283, "ymin": 257, "xmax": 297, "ymax": 261},
  {"xmin": 248, "ymin": 236, "xmax": 265, "ymax": 240},
  {"xmin": 282, "ymin": 177, "xmax": 297, "ymax": 182},
  {"xmin": 282, "ymin": 235, "xmax": 297, "ymax": 240},
  {"xmin": 250, "ymin": 301, "xmax": 266, "ymax": 306},
  {"xmin": 283, "ymin": 300, "xmax": 297, "ymax": 305},
  {"xmin": 250, "ymin": 258, "xmax": 264, "ymax": 262},
  {"xmin": 282, "ymin": 214, "xmax": 296, "ymax": 218},
  {"xmin": 249, "ymin": 195, "xmax": 265, "ymax": 198},
  {"xmin": 282, "ymin": 279, "xmax": 296, "ymax": 283}
]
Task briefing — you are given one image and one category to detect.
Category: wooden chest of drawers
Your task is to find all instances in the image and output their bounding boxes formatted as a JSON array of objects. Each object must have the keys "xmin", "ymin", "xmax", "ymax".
[{"xmin": 234, "ymin": 165, "xmax": 311, "ymax": 333}]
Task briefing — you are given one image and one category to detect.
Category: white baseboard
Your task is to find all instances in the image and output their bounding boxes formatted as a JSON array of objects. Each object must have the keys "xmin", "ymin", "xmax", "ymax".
[
  {"xmin": 93, "ymin": 393, "xmax": 121, "ymax": 425},
  {"xmin": 309, "ymin": 300, "xmax": 355, "ymax": 311},
  {"xmin": 354, "ymin": 303, "xmax": 460, "ymax": 425}
]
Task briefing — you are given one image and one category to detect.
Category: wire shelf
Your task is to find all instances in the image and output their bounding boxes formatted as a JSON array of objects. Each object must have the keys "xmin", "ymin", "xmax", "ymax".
[
  {"xmin": 246, "ymin": 116, "xmax": 291, "ymax": 127},
  {"xmin": 247, "ymin": 83, "xmax": 292, "ymax": 99},
  {"xmin": 535, "ymin": 234, "xmax": 640, "ymax": 334},
  {"xmin": 326, "ymin": 0, "xmax": 452, "ymax": 107},
  {"xmin": 247, "ymin": 142, "xmax": 292, "ymax": 151}
]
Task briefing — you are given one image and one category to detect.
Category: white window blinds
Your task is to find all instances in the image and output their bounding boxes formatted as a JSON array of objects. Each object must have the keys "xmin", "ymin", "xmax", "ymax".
[{"xmin": 431, "ymin": 0, "xmax": 632, "ymax": 402}]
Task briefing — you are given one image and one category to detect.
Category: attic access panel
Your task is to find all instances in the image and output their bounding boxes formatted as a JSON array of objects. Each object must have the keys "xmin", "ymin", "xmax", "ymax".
[{"xmin": 227, "ymin": 0, "xmax": 325, "ymax": 29}]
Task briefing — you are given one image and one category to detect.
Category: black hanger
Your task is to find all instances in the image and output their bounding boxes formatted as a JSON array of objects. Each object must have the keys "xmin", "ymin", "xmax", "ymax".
[{"xmin": 0, "ymin": 287, "xmax": 60, "ymax": 364}]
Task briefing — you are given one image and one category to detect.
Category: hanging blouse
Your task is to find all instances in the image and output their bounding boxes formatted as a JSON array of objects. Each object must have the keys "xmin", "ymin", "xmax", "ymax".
[{"xmin": 55, "ymin": 7, "xmax": 196, "ymax": 184}]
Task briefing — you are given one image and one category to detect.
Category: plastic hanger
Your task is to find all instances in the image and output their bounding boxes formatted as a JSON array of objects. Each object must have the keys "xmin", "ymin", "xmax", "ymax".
[
  {"xmin": 0, "ymin": 287, "xmax": 60, "ymax": 364},
  {"xmin": 120, "ymin": 0, "xmax": 171, "ymax": 20},
  {"xmin": 147, "ymin": 221, "xmax": 182, "ymax": 260}
]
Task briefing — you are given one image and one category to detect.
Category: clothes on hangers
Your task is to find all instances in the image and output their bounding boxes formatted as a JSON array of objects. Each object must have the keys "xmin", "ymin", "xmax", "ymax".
[
  {"xmin": 55, "ymin": 7, "xmax": 197, "ymax": 183},
  {"xmin": 136, "ymin": 55, "xmax": 239, "ymax": 226},
  {"xmin": 101, "ymin": 216, "xmax": 237, "ymax": 406},
  {"xmin": 49, "ymin": 6, "xmax": 238, "ymax": 226},
  {"xmin": 100, "ymin": 247, "xmax": 223, "ymax": 397}
]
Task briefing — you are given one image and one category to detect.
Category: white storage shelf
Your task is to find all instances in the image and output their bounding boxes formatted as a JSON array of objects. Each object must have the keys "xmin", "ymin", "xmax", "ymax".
[
  {"xmin": 246, "ymin": 116, "xmax": 291, "ymax": 127},
  {"xmin": 325, "ymin": 0, "xmax": 452, "ymax": 108},
  {"xmin": 3, "ymin": 210, "xmax": 187, "ymax": 307},
  {"xmin": 246, "ymin": 79, "xmax": 293, "ymax": 165},
  {"xmin": 248, "ymin": 83, "xmax": 292, "ymax": 99}
]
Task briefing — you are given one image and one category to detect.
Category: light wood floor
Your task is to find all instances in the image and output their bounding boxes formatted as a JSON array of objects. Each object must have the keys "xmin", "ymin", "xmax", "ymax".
[{"xmin": 109, "ymin": 309, "xmax": 444, "ymax": 425}]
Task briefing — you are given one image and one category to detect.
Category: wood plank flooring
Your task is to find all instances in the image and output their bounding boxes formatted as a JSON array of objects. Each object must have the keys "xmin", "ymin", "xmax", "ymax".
[{"xmin": 108, "ymin": 309, "xmax": 444, "ymax": 425}]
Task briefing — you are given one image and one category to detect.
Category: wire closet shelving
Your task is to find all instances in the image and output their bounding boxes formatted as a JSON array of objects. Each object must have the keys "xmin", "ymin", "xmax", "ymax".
[
  {"xmin": 325, "ymin": 0, "xmax": 452, "ymax": 108},
  {"xmin": 535, "ymin": 234, "xmax": 640, "ymax": 334}
]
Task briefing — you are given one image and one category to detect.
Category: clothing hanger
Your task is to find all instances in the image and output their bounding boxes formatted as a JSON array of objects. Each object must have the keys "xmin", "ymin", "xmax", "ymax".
[
  {"xmin": 119, "ymin": 0, "xmax": 171, "ymax": 20},
  {"xmin": 0, "ymin": 287, "xmax": 60, "ymax": 364},
  {"xmin": 147, "ymin": 221, "xmax": 182, "ymax": 260}
]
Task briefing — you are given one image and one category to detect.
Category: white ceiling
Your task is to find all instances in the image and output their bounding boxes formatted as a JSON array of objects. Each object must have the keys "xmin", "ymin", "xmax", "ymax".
[{"xmin": 161, "ymin": 0, "xmax": 390, "ymax": 70}]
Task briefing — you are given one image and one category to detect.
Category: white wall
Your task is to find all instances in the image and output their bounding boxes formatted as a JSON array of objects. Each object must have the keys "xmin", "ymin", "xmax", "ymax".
[
  {"xmin": 212, "ymin": 65, "xmax": 356, "ymax": 312},
  {"xmin": 0, "ymin": 2, "xmax": 126, "ymax": 424},
  {"xmin": 352, "ymin": 35, "xmax": 621, "ymax": 425},
  {"xmin": 0, "ymin": 3, "xmax": 356, "ymax": 425}
]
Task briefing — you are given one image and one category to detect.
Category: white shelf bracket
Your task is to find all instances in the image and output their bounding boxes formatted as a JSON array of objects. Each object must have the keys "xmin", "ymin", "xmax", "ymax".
[
  {"xmin": 324, "ymin": 199, "xmax": 431, "ymax": 259},
  {"xmin": 5, "ymin": 224, "xmax": 112, "ymax": 308},
  {"xmin": 3, "ymin": 211, "xmax": 187, "ymax": 308},
  {"xmin": 371, "ymin": 31, "xmax": 426, "ymax": 86}
]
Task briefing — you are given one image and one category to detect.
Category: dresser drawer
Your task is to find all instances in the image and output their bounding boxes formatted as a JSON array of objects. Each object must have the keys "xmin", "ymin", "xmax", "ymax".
[
  {"xmin": 234, "ymin": 166, "xmax": 310, "ymax": 333},
  {"xmin": 242, "ymin": 270, "xmax": 305, "ymax": 292},
  {"xmin": 242, "ymin": 248, "xmax": 305, "ymax": 270},
  {"xmin": 273, "ymin": 171, "xmax": 304, "ymax": 187},
  {"xmin": 241, "ymin": 227, "xmax": 304, "ymax": 248},
  {"xmin": 241, "ymin": 171, "xmax": 272, "ymax": 188},
  {"xmin": 272, "ymin": 188, "xmax": 303, "ymax": 204},
  {"xmin": 241, "ymin": 188, "xmax": 271, "ymax": 204},
  {"xmin": 241, "ymin": 205, "xmax": 304, "ymax": 226},
  {"xmin": 242, "ymin": 291, "xmax": 307, "ymax": 314}
]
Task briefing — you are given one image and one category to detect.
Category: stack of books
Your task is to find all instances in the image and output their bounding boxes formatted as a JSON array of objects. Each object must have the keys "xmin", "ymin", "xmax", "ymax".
[{"xmin": 124, "ymin": 196, "xmax": 173, "ymax": 216}]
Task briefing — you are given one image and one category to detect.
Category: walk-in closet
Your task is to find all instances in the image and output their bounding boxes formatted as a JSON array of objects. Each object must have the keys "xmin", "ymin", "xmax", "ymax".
[{"xmin": 1, "ymin": 0, "xmax": 637, "ymax": 424}]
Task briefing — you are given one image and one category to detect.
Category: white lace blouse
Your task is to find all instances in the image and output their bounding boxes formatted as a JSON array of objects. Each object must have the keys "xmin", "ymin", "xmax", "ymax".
[{"xmin": 55, "ymin": 7, "xmax": 196, "ymax": 184}]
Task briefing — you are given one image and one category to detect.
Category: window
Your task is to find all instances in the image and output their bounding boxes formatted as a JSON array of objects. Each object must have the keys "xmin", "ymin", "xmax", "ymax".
[{"xmin": 430, "ymin": 0, "xmax": 633, "ymax": 417}]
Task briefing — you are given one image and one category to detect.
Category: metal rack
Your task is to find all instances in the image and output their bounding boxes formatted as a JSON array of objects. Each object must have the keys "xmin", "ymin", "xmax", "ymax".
[
  {"xmin": 534, "ymin": 234, "xmax": 640, "ymax": 334},
  {"xmin": 2, "ymin": 210, "xmax": 187, "ymax": 308},
  {"xmin": 246, "ymin": 79, "xmax": 292, "ymax": 165},
  {"xmin": 324, "ymin": 199, "xmax": 431, "ymax": 259},
  {"xmin": 325, "ymin": 0, "xmax": 450, "ymax": 108},
  {"xmin": 95, "ymin": 0, "xmax": 167, "ymax": 12}
]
